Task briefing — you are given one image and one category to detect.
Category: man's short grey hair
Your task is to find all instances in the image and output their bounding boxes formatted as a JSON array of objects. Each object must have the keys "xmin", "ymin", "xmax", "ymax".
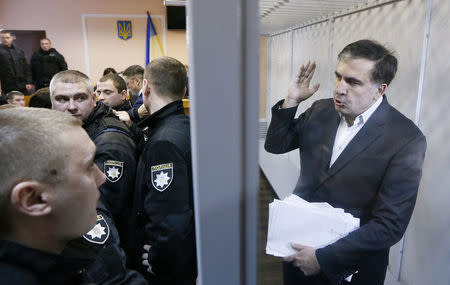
[
  {"xmin": 0, "ymin": 108, "xmax": 81, "ymax": 233},
  {"xmin": 50, "ymin": 70, "xmax": 94, "ymax": 97}
]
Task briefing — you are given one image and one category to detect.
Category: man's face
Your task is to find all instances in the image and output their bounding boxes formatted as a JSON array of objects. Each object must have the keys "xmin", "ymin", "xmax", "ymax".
[
  {"xmin": 96, "ymin": 80, "xmax": 125, "ymax": 108},
  {"xmin": 7, "ymin": 95, "xmax": 25, "ymax": 107},
  {"xmin": 51, "ymin": 82, "xmax": 96, "ymax": 122},
  {"xmin": 333, "ymin": 58, "xmax": 382, "ymax": 122},
  {"xmin": 40, "ymin": 39, "xmax": 51, "ymax": 51},
  {"xmin": 124, "ymin": 76, "xmax": 141, "ymax": 95},
  {"xmin": 50, "ymin": 126, "xmax": 105, "ymax": 239},
  {"xmin": 0, "ymin": 33, "xmax": 13, "ymax": 47}
]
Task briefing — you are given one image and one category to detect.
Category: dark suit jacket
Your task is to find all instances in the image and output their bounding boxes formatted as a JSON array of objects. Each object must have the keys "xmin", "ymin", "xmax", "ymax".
[{"xmin": 265, "ymin": 96, "xmax": 426, "ymax": 284}]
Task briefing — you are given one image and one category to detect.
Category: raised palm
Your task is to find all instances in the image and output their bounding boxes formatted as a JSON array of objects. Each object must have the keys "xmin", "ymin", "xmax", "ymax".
[{"xmin": 284, "ymin": 60, "xmax": 320, "ymax": 108}]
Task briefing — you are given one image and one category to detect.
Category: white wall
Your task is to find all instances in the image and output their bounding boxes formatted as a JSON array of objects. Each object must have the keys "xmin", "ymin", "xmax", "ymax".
[{"xmin": 261, "ymin": 0, "xmax": 450, "ymax": 283}]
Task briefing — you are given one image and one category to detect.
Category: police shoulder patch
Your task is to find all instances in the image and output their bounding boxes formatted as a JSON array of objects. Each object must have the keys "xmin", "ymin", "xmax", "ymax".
[
  {"xmin": 83, "ymin": 215, "xmax": 110, "ymax": 244},
  {"xmin": 151, "ymin": 162, "xmax": 174, "ymax": 192},
  {"xmin": 104, "ymin": 160, "xmax": 124, "ymax": 183}
]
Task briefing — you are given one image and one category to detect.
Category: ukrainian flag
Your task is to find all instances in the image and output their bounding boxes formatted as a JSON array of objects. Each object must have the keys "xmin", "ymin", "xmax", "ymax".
[{"xmin": 146, "ymin": 11, "xmax": 165, "ymax": 66}]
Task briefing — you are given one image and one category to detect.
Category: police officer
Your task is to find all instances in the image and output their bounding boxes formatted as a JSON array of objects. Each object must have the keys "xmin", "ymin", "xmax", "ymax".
[
  {"xmin": 63, "ymin": 196, "xmax": 148, "ymax": 285},
  {"xmin": 50, "ymin": 70, "xmax": 142, "ymax": 284},
  {"xmin": 0, "ymin": 107, "xmax": 103, "ymax": 285},
  {"xmin": 0, "ymin": 31, "xmax": 33, "ymax": 94},
  {"xmin": 50, "ymin": 70, "xmax": 136, "ymax": 229},
  {"xmin": 30, "ymin": 38, "xmax": 68, "ymax": 89},
  {"xmin": 127, "ymin": 57, "xmax": 197, "ymax": 285}
]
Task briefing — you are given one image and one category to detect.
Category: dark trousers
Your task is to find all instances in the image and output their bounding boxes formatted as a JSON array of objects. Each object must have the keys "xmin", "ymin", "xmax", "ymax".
[
  {"xmin": 283, "ymin": 259, "xmax": 388, "ymax": 285},
  {"xmin": 283, "ymin": 261, "xmax": 332, "ymax": 285}
]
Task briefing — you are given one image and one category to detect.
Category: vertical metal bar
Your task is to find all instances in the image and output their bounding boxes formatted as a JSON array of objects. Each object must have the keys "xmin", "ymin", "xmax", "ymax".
[
  {"xmin": 397, "ymin": 0, "xmax": 433, "ymax": 281},
  {"xmin": 187, "ymin": 0, "xmax": 258, "ymax": 284},
  {"xmin": 242, "ymin": 1, "xmax": 259, "ymax": 283},
  {"xmin": 266, "ymin": 37, "xmax": 272, "ymax": 120},
  {"xmin": 290, "ymin": 29, "xmax": 294, "ymax": 79},
  {"xmin": 327, "ymin": 17, "xmax": 335, "ymax": 99}
]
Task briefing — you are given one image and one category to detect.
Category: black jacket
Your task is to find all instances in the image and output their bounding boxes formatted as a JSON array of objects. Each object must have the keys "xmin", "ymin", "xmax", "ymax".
[
  {"xmin": 127, "ymin": 100, "xmax": 197, "ymax": 285},
  {"xmin": 114, "ymin": 99, "xmax": 133, "ymax": 111},
  {"xmin": 63, "ymin": 197, "xmax": 148, "ymax": 285},
  {"xmin": 0, "ymin": 43, "xmax": 32, "ymax": 93},
  {"xmin": 0, "ymin": 239, "xmax": 92, "ymax": 285},
  {"xmin": 83, "ymin": 102, "xmax": 137, "ymax": 243},
  {"xmin": 30, "ymin": 47, "xmax": 67, "ymax": 89}
]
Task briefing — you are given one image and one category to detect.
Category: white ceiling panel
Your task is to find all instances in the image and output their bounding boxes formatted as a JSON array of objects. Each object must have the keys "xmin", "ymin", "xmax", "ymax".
[{"xmin": 260, "ymin": 0, "xmax": 372, "ymax": 35}]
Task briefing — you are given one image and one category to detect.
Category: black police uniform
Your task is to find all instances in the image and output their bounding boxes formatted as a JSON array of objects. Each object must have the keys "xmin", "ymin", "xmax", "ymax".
[
  {"xmin": 127, "ymin": 100, "xmax": 197, "ymax": 285},
  {"xmin": 63, "ymin": 197, "xmax": 148, "ymax": 285},
  {"xmin": 83, "ymin": 102, "xmax": 136, "ymax": 242},
  {"xmin": 0, "ymin": 239, "xmax": 92, "ymax": 285},
  {"xmin": 114, "ymin": 99, "xmax": 133, "ymax": 112},
  {"xmin": 30, "ymin": 47, "xmax": 68, "ymax": 89},
  {"xmin": 0, "ymin": 43, "xmax": 32, "ymax": 94}
]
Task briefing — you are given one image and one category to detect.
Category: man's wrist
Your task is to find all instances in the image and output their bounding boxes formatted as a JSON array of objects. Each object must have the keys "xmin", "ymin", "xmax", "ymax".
[{"xmin": 282, "ymin": 98, "xmax": 301, "ymax": 109}]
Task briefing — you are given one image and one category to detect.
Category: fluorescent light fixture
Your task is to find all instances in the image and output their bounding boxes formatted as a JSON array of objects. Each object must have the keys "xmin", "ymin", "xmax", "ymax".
[{"xmin": 163, "ymin": 0, "xmax": 186, "ymax": 6}]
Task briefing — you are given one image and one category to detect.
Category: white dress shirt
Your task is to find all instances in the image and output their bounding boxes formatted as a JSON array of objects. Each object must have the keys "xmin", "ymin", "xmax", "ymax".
[{"xmin": 329, "ymin": 96, "xmax": 383, "ymax": 167}]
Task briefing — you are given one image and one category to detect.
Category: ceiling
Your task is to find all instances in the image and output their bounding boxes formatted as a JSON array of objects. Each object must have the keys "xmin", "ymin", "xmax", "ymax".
[{"xmin": 260, "ymin": 0, "xmax": 369, "ymax": 35}]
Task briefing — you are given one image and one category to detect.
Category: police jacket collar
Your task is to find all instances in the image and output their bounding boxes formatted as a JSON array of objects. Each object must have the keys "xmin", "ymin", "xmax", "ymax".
[
  {"xmin": 137, "ymin": 100, "xmax": 184, "ymax": 128},
  {"xmin": 0, "ymin": 239, "xmax": 93, "ymax": 281},
  {"xmin": 114, "ymin": 100, "xmax": 132, "ymax": 111},
  {"xmin": 83, "ymin": 101, "xmax": 113, "ymax": 126},
  {"xmin": 39, "ymin": 48, "xmax": 57, "ymax": 55},
  {"xmin": 0, "ymin": 43, "xmax": 15, "ymax": 50}
]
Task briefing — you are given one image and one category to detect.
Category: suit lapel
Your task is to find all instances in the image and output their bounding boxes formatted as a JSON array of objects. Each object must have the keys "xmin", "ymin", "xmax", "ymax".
[
  {"xmin": 327, "ymin": 98, "xmax": 389, "ymax": 177},
  {"xmin": 320, "ymin": 111, "xmax": 340, "ymax": 172}
]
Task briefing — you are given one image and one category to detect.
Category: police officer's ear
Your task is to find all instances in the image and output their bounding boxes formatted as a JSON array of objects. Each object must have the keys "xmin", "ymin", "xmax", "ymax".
[
  {"xmin": 120, "ymin": 89, "xmax": 127, "ymax": 101},
  {"xmin": 143, "ymin": 79, "xmax": 151, "ymax": 98},
  {"xmin": 10, "ymin": 181, "xmax": 52, "ymax": 216}
]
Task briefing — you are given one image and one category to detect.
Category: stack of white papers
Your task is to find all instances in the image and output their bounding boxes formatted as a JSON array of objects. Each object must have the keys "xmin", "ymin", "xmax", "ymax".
[{"xmin": 266, "ymin": 194, "xmax": 360, "ymax": 257}]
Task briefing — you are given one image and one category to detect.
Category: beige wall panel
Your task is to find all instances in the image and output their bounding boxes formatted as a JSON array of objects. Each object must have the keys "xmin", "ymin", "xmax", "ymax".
[
  {"xmin": 85, "ymin": 16, "xmax": 163, "ymax": 83},
  {"xmin": 0, "ymin": 0, "xmax": 187, "ymax": 79}
]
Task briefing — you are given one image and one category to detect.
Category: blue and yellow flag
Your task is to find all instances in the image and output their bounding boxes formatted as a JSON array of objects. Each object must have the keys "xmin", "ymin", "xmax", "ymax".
[{"xmin": 146, "ymin": 11, "xmax": 165, "ymax": 66}]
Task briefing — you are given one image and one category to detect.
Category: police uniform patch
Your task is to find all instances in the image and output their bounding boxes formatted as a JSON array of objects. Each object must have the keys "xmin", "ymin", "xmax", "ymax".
[
  {"xmin": 83, "ymin": 215, "xmax": 110, "ymax": 244},
  {"xmin": 104, "ymin": 160, "xmax": 123, "ymax": 183},
  {"xmin": 151, "ymin": 162, "xmax": 173, "ymax": 192}
]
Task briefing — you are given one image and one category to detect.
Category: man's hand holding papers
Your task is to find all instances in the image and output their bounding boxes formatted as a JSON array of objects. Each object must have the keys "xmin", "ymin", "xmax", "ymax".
[
  {"xmin": 266, "ymin": 194, "xmax": 360, "ymax": 259},
  {"xmin": 284, "ymin": 243, "xmax": 320, "ymax": 276}
]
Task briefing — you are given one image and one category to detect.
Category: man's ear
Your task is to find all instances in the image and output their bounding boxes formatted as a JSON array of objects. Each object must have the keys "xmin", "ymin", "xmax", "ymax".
[
  {"xmin": 120, "ymin": 89, "xmax": 128, "ymax": 101},
  {"xmin": 143, "ymin": 79, "xmax": 151, "ymax": 98},
  {"xmin": 376, "ymin": 83, "xmax": 387, "ymax": 99},
  {"xmin": 10, "ymin": 181, "xmax": 52, "ymax": 217}
]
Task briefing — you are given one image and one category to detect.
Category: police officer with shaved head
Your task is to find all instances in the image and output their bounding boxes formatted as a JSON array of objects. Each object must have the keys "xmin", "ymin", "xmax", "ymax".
[
  {"xmin": 127, "ymin": 57, "xmax": 196, "ymax": 285},
  {"xmin": 0, "ymin": 107, "xmax": 104, "ymax": 284}
]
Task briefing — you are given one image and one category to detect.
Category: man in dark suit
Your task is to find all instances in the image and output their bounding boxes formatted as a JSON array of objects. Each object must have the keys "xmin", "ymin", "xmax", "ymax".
[{"xmin": 264, "ymin": 40, "xmax": 426, "ymax": 285}]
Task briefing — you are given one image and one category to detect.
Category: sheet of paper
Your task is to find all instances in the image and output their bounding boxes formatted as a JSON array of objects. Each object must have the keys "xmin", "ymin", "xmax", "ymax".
[{"xmin": 266, "ymin": 195, "xmax": 360, "ymax": 257}]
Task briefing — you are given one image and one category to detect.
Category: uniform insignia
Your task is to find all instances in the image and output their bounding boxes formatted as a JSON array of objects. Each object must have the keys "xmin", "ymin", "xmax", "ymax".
[
  {"xmin": 104, "ymin": 160, "xmax": 123, "ymax": 183},
  {"xmin": 151, "ymin": 163, "xmax": 174, "ymax": 192},
  {"xmin": 83, "ymin": 215, "xmax": 110, "ymax": 244},
  {"xmin": 117, "ymin": 20, "xmax": 132, "ymax": 40}
]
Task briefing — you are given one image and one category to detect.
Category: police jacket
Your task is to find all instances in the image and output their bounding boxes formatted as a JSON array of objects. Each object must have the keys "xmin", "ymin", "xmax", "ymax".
[
  {"xmin": 63, "ymin": 197, "xmax": 148, "ymax": 285},
  {"xmin": 0, "ymin": 239, "xmax": 92, "ymax": 285},
  {"xmin": 30, "ymin": 47, "xmax": 67, "ymax": 89},
  {"xmin": 83, "ymin": 102, "xmax": 137, "ymax": 242},
  {"xmin": 0, "ymin": 43, "xmax": 32, "ymax": 93},
  {"xmin": 114, "ymin": 99, "xmax": 133, "ymax": 112},
  {"xmin": 127, "ymin": 100, "xmax": 197, "ymax": 284}
]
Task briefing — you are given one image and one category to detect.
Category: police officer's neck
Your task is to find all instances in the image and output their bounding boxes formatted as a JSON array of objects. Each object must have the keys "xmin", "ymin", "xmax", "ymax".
[{"xmin": 147, "ymin": 93, "xmax": 177, "ymax": 115}]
